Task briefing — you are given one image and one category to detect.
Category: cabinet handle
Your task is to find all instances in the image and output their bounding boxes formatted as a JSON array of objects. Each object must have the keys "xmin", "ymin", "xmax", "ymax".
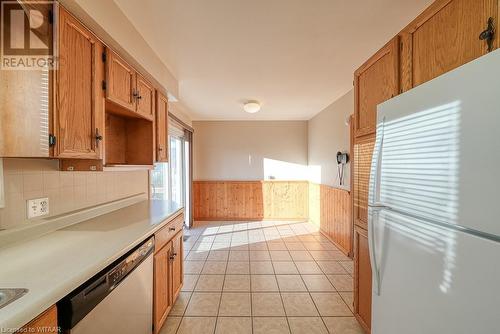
[
  {"xmin": 158, "ymin": 146, "xmax": 163, "ymax": 152},
  {"xmin": 479, "ymin": 17, "xmax": 495, "ymax": 52},
  {"xmin": 132, "ymin": 89, "xmax": 138, "ymax": 99},
  {"xmin": 169, "ymin": 253, "xmax": 177, "ymax": 260},
  {"xmin": 137, "ymin": 95, "xmax": 142, "ymax": 100},
  {"xmin": 169, "ymin": 227, "xmax": 176, "ymax": 231},
  {"xmin": 95, "ymin": 128, "xmax": 103, "ymax": 147}
]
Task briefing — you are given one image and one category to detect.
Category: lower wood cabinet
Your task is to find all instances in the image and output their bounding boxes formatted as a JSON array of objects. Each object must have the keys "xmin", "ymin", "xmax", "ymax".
[
  {"xmin": 354, "ymin": 225, "xmax": 372, "ymax": 333},
  {"xmin": 19, "ymin": 305, "xmax": 58, "ymax": 333},
  {"xmin": 154, "ymin": 239, "xmax": 173, "ymax": 333},
  {"xmin": 154, "ymin": 213, "xmax": 184, "ymax": 334},
  {"xmin": 171, "ymin": 231, "xmax": 184, "ymax": 301}
]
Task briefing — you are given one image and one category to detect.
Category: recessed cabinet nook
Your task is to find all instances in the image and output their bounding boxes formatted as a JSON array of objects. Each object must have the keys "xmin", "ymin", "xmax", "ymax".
[
  {"xmin": 1, "ymin": 4, "xmax": 168, "ymax": 170},
  {"xmin": 352, "ymin": 0, "xmax": 498, "ymax": 332}
]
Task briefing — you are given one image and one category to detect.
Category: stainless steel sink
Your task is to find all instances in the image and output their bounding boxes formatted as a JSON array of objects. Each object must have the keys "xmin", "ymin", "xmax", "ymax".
[{"xmin": 0, "ymin": 288, "xmax": 28, "ymax": 309}]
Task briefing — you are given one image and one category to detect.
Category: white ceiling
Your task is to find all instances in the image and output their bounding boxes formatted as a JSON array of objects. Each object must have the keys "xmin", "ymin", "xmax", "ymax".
[{"xmin": 114, "ymin": 0, "xmax": 433, "ymax": 120}]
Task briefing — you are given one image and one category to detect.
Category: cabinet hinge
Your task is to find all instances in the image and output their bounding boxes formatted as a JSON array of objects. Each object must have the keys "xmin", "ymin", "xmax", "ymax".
[
  {"xmin": 102, "ymin": 52, "xmax": 107, "ymax": 62},
  {"xmin": 48, "ymin": 134, "xmax": 56, "ymax": 147},
  {"xmin": 48, "ymin": 10, "xmax": 53, "ymax": 24},
  {"xmin": 102, "ymin": 80, "xmax": 106, "ymax": 91}
]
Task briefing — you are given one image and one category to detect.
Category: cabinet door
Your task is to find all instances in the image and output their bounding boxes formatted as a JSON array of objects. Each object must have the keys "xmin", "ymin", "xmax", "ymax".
[
  {"xmin": 400, "ymin": 0, "xmax": 498, "ymax": 91},
  {"xmin": 20, "ymin": 305, "xmax": 58, "ymax": 333},
  {"xmin": 0, "ymin": 2, "xmax": 53, "ymax": 158},
  {"xmin": 171, "ymin": 231, "xmax": 184, "ymax": 300},
  {"xmin": 354, "ymin": 226, "xmax": 372, "ymax": 333},
  {"xmin": 154, "ymin": 242, "xmax": 173, "ymax": 334},
  {"xmin": 136, "ymin": 73, "xmax": 155, "ymax": 120},
  {"xmin": 156, "ymin": 92, "xmax": 169, "ymax": 162},
  {"xmin": 106, "ymin": 50, "xmax": 136, "ymax": 111},
  {"xmin": 354, "ymin": 38, "xmax": 399, "ymax": 137},
  {"xmin": 353, "ymin": 134, "xmax": 375, "ymax": 230},
  {"xmin": 55, "ymin": 7, "xmax": 104, "ymax": 159}
]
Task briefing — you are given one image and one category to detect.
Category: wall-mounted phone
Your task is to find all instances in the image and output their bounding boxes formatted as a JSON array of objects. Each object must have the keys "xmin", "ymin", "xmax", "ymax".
[
  {"xmin": 336, "ymin": 152, "xmax": 349, "ymax": 164},
  {"xmin": 336, "ymin": 152, "xmax": 349, "ymax": 186}
]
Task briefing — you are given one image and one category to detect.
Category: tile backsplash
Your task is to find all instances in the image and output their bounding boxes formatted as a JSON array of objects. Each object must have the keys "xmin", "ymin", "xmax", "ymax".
[{"xmin": 0, "ymin": 159, "xmax": 149, "ymax": 229}]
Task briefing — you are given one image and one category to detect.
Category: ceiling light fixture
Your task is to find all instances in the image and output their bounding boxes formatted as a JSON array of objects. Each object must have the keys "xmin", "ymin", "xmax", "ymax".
[{"xmin": 243, "ymin": 101, "xmax": 261, "ymax": 114}]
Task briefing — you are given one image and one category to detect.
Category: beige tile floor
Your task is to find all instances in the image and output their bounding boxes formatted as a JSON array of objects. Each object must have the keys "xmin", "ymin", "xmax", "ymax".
[{"xmin": 160, "ymin": 220, "xmax": 364, "ymax": 334}]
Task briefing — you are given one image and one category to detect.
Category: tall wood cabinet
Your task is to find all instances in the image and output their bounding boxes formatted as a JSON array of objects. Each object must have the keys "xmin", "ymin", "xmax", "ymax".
[
  {"xmin": 354, "ymin": 226, "xmax": 372, "ymax": 332},
  {"xmin": 54, "ymin": 7, "xmax": 104, "ymax": 159},
  {"xmin": 354, "ymin": 38, "xmax": 399, "ymax": 137},
  {"xmin": 351, "ymin": 1, "xmax": 499, "ymax": 333}
]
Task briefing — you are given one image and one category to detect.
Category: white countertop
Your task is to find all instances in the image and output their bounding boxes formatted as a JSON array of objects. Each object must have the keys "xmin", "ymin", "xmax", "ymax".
[{"xmin": 0, "ymin": 199, "xmax": 183, "ymax": 331}]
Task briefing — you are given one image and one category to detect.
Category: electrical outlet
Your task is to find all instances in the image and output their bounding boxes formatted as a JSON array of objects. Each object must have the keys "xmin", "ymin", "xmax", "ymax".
[{"xmin": 27, "ymin": 197, "xmax": 49, "ymax": 219}]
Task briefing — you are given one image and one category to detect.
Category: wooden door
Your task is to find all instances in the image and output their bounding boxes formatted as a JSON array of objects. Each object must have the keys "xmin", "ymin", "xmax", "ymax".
[
  {"xmin": 105, "ymin": 49, "xmax": 136, "ymax": 111},
  {"xmin": 153, "ymin": 242, "xmax": 172, "ymax": 334},
  {"xmin": 354, "ymin": 38, "xmax": 399, "ymax": 137},
  {"xmin": 354, "ymin": 226, "xmax": 372, "ymax": 333},
  {"xmin": 400, "ymin": 0, "xmax": 498, "ymax": 91},
  {"xmin": 353, "ymin": 134, "xmax": 375, "ymax": 230},
  {"xmin": 156, "ymin": 92, "xmax": 169, "ymax": 162},
  {"xmin": 19, "ymin": 305, "xmax": 58, "ymax": 333},
  {"xmin": 55, "ymin": 7, "xmax": 104, "ymax": 159},
  {"xmin": 171, "ymin": 231, "xmax": 184, "ymax": 300},
  {"xmin": 136, "ymin": 73, "xmax": 155, "ymax": 120}
]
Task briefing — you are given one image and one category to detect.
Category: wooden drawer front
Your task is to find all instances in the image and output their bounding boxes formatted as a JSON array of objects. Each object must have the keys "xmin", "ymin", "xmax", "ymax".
[{"xmin": 155, "ymin": 213, "xmax": 184, "ymax": 252}]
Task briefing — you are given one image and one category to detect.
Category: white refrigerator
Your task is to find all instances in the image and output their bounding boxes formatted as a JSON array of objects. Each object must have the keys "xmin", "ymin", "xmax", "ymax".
[{"xmin": 368, "ymin": 49, "xmax": 500, "ymax": 334}]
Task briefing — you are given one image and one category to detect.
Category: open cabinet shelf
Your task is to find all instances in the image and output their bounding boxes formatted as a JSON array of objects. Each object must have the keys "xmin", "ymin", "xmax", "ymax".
[{"xmin": 104, "ymin": 112, "xmax": 154, "ymax": 167}]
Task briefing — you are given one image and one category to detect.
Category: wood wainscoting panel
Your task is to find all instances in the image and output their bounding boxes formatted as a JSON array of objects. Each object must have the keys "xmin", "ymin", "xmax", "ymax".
[
  {"xmin": 309, "ymin": 183, "xmax": 352, "ymax": 256},
  {"xmin": 194, "ymin": 181, "xmax": 308, "ymax": 221}
]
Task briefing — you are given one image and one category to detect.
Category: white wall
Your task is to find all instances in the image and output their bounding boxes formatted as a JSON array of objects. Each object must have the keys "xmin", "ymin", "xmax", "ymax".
[
  {"xmin": 308, "ymin": 90, "xmax": 353, "ymax": 189},
  {"xmin": 193, "ymin": 121, "xmax": 308, "ymax": 180}
]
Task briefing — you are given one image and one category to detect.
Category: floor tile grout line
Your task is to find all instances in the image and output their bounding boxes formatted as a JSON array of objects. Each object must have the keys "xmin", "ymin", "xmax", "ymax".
[{"xmin": 178, "ymin": 221, "xmax": 354, "ymax": 333}]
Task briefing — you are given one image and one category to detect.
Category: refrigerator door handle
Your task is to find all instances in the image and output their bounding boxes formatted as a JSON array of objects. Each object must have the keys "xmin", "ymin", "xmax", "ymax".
[
  {"xmin": 370, "ymin": 117, "xmax": 385, "ymax": 205},
  {"xmin": 368, "ymin": 208, "xmax": 381, "ymax": 296}
]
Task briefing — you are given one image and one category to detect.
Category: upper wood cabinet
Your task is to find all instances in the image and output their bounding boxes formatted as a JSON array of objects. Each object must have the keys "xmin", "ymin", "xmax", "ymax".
[
  {"xmin": 105, "ymin": 49, "xmax": 155, "ymax": 121},
  {"xmin": 353, "ymin": 134, "xmax": 375, "ymax": 230},
  {"xmin": 54, "ymin": 7, "xmax": 104, "ymax": 159},
  {"xmin": 354, "ymin": 38, "xmax": 399, "ymax": 137},
  {"xmin": 105, "ymin": 50, "xmax": 136, "ymax": 111},
  {"xmin": 156, "ymin": 92, "xmax": 169, "ymax": 162},
  {"xmin": 400, "ymin": 0, "xmax": 498, "ymax": 91},
  {"xmin": 354, "ymin": 226, "xmax": 372, "ymax": 333},
  {"xmin": 136, "ymin": 73, "xmax": 155, "ymax": 119}
]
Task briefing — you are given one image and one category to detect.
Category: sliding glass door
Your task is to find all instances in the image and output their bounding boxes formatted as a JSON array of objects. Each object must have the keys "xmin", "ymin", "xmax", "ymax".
[
  {"xmin": 169, "ymin": 136, "xmax": 184, "ymax": 208},
  {"xmin": 150, "ymin": 126, "xmax": 193, "ymax": 228}
]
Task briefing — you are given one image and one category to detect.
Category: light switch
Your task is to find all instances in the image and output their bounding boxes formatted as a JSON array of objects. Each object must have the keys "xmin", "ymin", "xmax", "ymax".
[{"xmin": 27, "ymin": 197, "xmax": 49, "ymax": 219}]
